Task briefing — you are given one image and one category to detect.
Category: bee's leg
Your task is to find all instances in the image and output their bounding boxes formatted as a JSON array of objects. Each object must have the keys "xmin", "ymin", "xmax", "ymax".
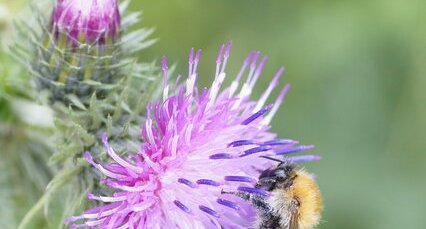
[
  {"xmin": 257, "ymin": 214, "xmax": 282, "ymax": 229},
  {"xmin": 290, "ymin": 198, "xmax": 300, "ymax": 214},
  {"xmin": 251, "ymin": 195, "xmax": 272, "ymax": 213},
  {"xmin": 221, "ymin": 190, "xmax": 271, "ymax": 213}
]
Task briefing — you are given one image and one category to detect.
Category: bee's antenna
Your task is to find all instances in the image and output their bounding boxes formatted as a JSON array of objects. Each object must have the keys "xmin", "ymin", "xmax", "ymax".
[{"xmin": 259, "ymin": 155, "xmax": 285, "ymax": 163}]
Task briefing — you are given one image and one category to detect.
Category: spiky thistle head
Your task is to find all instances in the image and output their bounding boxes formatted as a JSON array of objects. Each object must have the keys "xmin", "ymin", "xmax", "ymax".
[
  {"xmin": 51, "ymin": 0, "xmax": 120, "ymax": 47},
  {"xmin": 66, "ymin": 41, "xmax": 319, "ymax": 228},
  {"xmin": 27, "ymin": 0, "xmax": 124, "ymax": 104}
]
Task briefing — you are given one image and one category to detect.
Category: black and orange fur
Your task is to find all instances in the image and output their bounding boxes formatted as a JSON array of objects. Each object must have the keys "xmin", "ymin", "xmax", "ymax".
[{"xmin": 223, "ymin": 158, "xmax": 322, "ymax": 229}]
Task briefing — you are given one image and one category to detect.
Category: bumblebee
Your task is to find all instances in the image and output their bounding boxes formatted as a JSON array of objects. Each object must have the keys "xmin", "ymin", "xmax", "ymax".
[{"xmin": 223, "ymin": 156, "xmax": 322, "ymax": 229}]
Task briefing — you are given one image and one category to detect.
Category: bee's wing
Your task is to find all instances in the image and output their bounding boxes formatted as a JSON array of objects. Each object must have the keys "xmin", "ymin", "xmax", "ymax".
[
  {"xmin": 288, "ymin": 213, "xmax": 299, "ymax": 229},
  {"xmin": 288, "ymin": 199, "xmax": 300, "ymax": 229}
]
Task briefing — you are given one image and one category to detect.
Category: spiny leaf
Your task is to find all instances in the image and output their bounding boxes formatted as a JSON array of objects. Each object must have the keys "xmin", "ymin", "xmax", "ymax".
[
  {"xmin": 66, "ymin": 94, "xmax": 87, "ymax": 110},
  {"xmin": 49, "ymin": 144, "xmax": 84, "ymax": 164}
]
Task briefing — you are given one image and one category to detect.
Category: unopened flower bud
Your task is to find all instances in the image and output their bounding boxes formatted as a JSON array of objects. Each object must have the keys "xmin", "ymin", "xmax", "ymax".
[
  {"xmin": 51, "ymin": 0, "xmax": 120, "ymax": 47},
  {"xmin": 33, "ymin": 0, "xmax": 122, "ymax": 103}
]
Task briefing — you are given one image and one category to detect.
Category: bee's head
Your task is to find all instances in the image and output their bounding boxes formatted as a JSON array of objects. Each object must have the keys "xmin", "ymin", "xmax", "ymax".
[
  {"xmin": 258, "ymin": 162, "xmax": 294, "ymax": 180},
  {"xmin": 257, "ymin": 156, "xmax": 297, "ymax": 191}
]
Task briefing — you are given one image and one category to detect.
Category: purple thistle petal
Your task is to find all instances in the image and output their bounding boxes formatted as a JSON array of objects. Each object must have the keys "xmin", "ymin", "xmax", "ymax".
[
  {"xmin": 224, "ymin": 41, "xmax": 233, "ymax": 59},
  {"xmin": 86, "ymin": 192, "xmax": 127, "ymax": 202},
  {"xmin": 189, "ymin": 48, "xmax": 194, "ymax": 65},
  {"xmin": 193, "ymin": 49, "xmax": 202, "ymax": 77},
  {"xmin": 162, "ymin": 56, "xmax": 169, "ymax": 87},
  {"xmin": 249, "ymin": 52, "xmax": 260, "ymax": 74},
  {"xmin": 220, "ymin": 41, "xmax": 233, "ymax": 73},
  {"xmin": 101, "ymin": 133, "xmax": 143, "ymax": 173},
  {"xmin": 132, "ymin": 199, "xmax": 156, "ymax": 212},
  {"xmin": 216, "ymin": 44, "xmax": 225, "ymax": 65},
  {"xmin": 264, "ymin": 84, "xmax": 290, "ymax": 124},
  {"xmin": 84, "ymin": 152, "xmax": 127, "ymax": 179},
  {"xmin": 69, "ymin": 223, "xmax": 86, "ymax": 229},
  {"xmin": 195, "ymin": 49, "xmax": 202, "ymax": 63},
  {"xmin": 255, "ymin": 67, "xmax": 285, "ymax": 111},
  {"xmin": 248, "ymin": 56, "xmax": 268, "ymax": 92},
  {"xmin": 233, "ymin": 52, "xmax": 254, "ymax": 87}
]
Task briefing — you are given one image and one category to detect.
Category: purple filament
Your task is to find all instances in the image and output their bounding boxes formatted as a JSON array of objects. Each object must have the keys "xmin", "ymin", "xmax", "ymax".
[
  {"xmin": 276, "ymin": 145, "xmax": 314, "ymax": 155},
  {"xmin": 224, "ymin": 176, "xmax": 256, "ymax": 183},
  {"xmin": 227, "ymin": 140, "xmax": 256, "ymax": 147},
  {"xmin": 262, "ymin": 139, "xmax": 298, "ymax": 146},
  {"xmin": 174, "ymin": 200, "xmax": 191, "ymax": 214},
  {"xmin": 178, "ymin": 178, "xmax": 197, "ymax": 188},
  {"xmin": 242, "ymin": 106, "xmax": 272, "ymax": 125},
  {"xmin": 196, "ymin": 179, "xmax": 221, "ymax": 186},
  {"xmin": 240, "ymin": 146, "xmax": 271, "ymax": 157},
  {"xmin": 209, "ymin": 153, "xmax": 234, "ymax": 160},
  {"xmin": 199, "ymin": 205, "xmax": 220, "ymax": 218},
  {"xmin": 288, "ymin": 155, "xmax": 321, "ymax": 163},
  {"xmin": 217, "ymin": 198, "xmax": 240, "ymax": 210}
]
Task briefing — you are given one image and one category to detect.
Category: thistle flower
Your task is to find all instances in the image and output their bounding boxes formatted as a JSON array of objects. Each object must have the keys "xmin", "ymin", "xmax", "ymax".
[
  {"xmin": 51, "ymin": 0, "xmax": 120, "ymax": 46},
  {"xmin": 66, "ymin": 42, "xmax": 319, "ymax": 228}
]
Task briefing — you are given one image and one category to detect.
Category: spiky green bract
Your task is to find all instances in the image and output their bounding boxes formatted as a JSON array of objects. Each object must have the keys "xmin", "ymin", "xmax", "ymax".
[
  {"xmin": 1, "ymin": 28, "xmax": 54, "ymax": 228},
  {"xmin": 13, "ymin": 1, "xmax": 161, "ymax": 228}
]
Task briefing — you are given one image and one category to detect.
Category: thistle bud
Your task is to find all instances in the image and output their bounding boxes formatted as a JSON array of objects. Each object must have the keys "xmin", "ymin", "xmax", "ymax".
[
  {"xmin": 51, "ymin": 0, "xmax": 120, "ymax": 47},
  {"xmin": 33, "ymin": 0, "xmax": 122, "ymax": 104}
]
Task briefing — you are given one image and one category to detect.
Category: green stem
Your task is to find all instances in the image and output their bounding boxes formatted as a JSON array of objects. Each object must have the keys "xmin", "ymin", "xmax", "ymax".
[
  {"xmin": 17, "ymin": 192, "xmax": 49, "ymax": 229},
  {"xmin": 18, "ymin": 162, "xmax": 85, "ymax": 229}
]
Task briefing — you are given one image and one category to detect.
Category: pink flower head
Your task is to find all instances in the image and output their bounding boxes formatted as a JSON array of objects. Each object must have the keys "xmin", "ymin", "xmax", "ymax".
[
  {"xmin": 66, "ymin": 42, "xmax": 319, "ymax": 228},
  {"xmin": 51, "ymin": 0, "xmax": 120, "ymax": 46}
]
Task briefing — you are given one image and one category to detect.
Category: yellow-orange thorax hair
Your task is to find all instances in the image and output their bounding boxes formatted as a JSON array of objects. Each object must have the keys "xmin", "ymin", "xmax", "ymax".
[
  {"xmin": 269, "ymin": 170, "xmax": 322, "ymax": 229},
  {"xmin": 289, "ymin": 170, "xmax": 322, "ymax": 229}
]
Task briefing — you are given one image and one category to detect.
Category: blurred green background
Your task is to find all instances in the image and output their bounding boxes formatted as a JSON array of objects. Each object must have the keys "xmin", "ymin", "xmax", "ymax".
[{"xmin": 1, "ymin": 0, "xmax": 426, "ymax": 228}]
